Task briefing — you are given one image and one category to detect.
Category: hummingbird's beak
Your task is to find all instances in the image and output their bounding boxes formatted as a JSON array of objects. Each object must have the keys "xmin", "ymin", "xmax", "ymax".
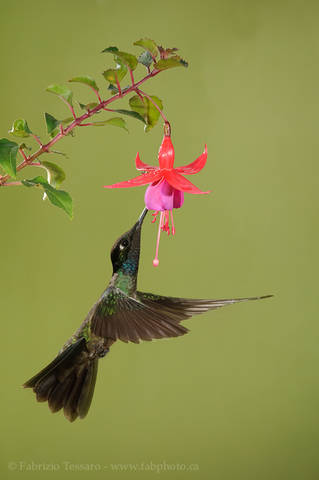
[{"xmin": 137, "ymin": 207, "xmax": 148, "ymax": 228}]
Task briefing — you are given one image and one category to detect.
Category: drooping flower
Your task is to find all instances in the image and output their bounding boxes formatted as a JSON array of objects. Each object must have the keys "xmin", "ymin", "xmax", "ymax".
[{"xmin": 104, "ymin": 125, "xmax": 209, "ymax": 266}]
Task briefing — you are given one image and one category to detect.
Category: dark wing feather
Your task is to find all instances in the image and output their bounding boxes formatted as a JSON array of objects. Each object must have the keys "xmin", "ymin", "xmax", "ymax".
[
  {"xmin": 90, "ymin": 288, "xmax": 189, "ymax": 343},
  {"xmin": 136, "ymin": 292, "xmax": 273, "ymax": 323}
]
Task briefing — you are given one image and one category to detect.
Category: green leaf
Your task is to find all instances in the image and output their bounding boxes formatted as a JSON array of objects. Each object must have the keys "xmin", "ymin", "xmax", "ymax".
[
  {"xmin": 19, "ymin": 143, "xmax": 32, "ymax": 151},
  {"xmin": 129, "ymin": 95, "xmax": 146, "ymax": 117},
  {"xmin": 78, "ymin": 102, "xmax": 98, "ymax": 111},
  {"xmin": 145, "ymin": 96, "xmax": 163, "ymax": 132},
  {"xmin": 137, "ymin": 51, "xmax": 153, "ymax": 68},
  {"xmin": 69, "ymin": 75, "xmax": 99, "ymax": 91},
  {"xmin": 102, "ymin": 58, "xmax": 128, "ymax": 85},
  {"xmin": 111, "ymin": 109, "xmax": 146, "ymax": 124},
  {"xmin": 45, "ymin": 113, "xmax": 61, "ymax": 136},
  {"xmin": 115, "ymin": 51, "xmax": 138, "ymax": 71},
  {"xmin": 134, "ymin": 38, "xmax": 158, "ymax": 58},
  {"xmin": 0, "ymin": 138, "xmax": 19, "ymax": 178},
  {"xmin": 102, "ymin": 46, "xmax": 119, "ymax": 54},
  {"xmin": 154, "ymin": 56, "xmax": 188, "ymax": 70},
  {"xmin": 22, "ymin": 175, "xmax": 73, "ymax": 218},
  {"xmin": 45, "ymin": 113, "xmax": 74, "ymax": 138},
  {"xmin": 40, "ymin": 160, "xmax": 66, "ymax": 187},
  {"xmin": 129, "ymin": 95, "xmax": 163, "ymax": 132},
  {"xmin": 107, "ymin": 84, "xmax": 119, "ymax": 96},
  {"xmin": 90, "ymin": 117, "xmax": 128, "ymax": 131},
  {"xmin": 102, "ymin": 46, "xmax": 138, "ymax": 71},
  {"xmin": 9, "ymin": 119, "xmax": 32, "ymax": 138},
  {"xmin": 61, "ymin": 117, "xmax": 74, "ymax": 125},
  {"xmin": 46, "ymin": 84, "xmax": 73, "ymax": 105}
]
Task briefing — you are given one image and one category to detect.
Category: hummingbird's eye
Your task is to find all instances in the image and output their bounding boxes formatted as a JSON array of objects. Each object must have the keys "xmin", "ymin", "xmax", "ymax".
[{"xmin": 120, "ymin": 239, "xmax": 129, "ymax": 250}]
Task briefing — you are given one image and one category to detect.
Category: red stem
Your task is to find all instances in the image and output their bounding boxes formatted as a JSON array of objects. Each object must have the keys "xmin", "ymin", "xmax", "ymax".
[
  {"xmin": 129, "ymin": 68, "xmax": 135, "ymax": 86},
  {"xmin": 115, "ymin": 72, "xmax": 122, "ymax": 96},
  {"xmin": 136, "ymin": 88, "xmax": 169, "ymax": 124},
  {"xmin": 90, "ymin": 86, "xmax": 102, "ymax": 103},
  {"xmin": 19, "ymin": 148, "xmax": 28, "ymax": 162},
  {"xmin": 0, "ymin": 68, "xmax": 161, "ymax": 186},
  {"xmin": 2, "ymin": 181, "xmax": 22, "ymax": 186},
  {"xmin": 32, "ymin": 134, "xmax": 43, "ymax": 146}
]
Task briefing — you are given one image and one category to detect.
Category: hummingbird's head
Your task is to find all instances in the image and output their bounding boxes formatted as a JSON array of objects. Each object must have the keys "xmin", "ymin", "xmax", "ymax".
[{"xmin": 111, "ymin": 208, "xmax": 148, "ymax": 275}]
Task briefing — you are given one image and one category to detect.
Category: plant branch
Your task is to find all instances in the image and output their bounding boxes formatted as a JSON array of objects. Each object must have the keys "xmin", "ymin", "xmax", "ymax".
[
  {"xmin": 2, "ymin": 181, "xmax": 22, "ymax": 186},
  {"xmin": 0, "ymin": 68, "xmax": 161, "ymax": 186}
]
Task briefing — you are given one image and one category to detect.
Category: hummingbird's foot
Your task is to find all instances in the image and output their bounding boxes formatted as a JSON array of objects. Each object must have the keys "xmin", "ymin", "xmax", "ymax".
[{"xmin": 98, "ymin": 347, "xmax": 109, "ymax": 358}]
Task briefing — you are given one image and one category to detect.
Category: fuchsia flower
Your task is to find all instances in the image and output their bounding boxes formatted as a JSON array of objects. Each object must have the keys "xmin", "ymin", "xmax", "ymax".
[{"xmin": 104, "ymin": 126, "xmax": 209, "ymax": 266}]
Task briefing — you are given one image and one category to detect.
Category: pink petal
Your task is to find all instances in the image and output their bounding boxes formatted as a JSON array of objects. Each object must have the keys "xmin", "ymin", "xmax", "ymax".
[
  {"xmin": 144, "ymin": 179, "xmax": 184, "ymax": 211},
  {"xmin": 145, "ymin": 179, "xmax": 174, "ymax": 211},
  {"xmin": 145, "ymin": 180, "xmax": 166, "ymax": 210},
  {"xmin": 104, "ymin": 170, "xmax": 162, "ymax": 189},
  {"xmin": 135, "ymin": 152, "xmax": 156, "ymax": 171},
  {"xmin": 160, "ymin": 180, "xmax": 175, "ymax": 210},
  {"xmin": 164, "ymin": 170, "xmax": 210, "ymax": 194},
  {"xmin": 176, "ymin": 145, "xmax": 207, "ymax": 175},
  {"xmin": 173, "ymin": 189, "xmax": 184, "ymax": 208}
]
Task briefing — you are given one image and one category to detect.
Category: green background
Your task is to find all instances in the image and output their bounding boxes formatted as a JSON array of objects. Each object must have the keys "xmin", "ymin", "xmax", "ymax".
[{"xmin": 1, "ymin": 0, "xmax": 318, "ymax": 479}]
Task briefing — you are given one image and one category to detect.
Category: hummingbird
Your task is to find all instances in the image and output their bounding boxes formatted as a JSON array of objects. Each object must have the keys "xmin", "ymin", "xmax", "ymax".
[{"xmin": 24, "ymin": 208, "xmax": 272, "ymax": 422}]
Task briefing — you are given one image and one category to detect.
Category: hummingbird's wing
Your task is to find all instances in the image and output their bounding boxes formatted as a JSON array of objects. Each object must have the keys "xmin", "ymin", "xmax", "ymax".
[
  {"xmin": 90, "ymin": 287, "xmax": 189, "ymax": 344},
  {"xmin": 136, "ymin": 292, "xmax": 273, "ymax": 323}
]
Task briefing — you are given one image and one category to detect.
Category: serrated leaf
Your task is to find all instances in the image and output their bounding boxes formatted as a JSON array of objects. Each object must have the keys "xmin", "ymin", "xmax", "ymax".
[
  {"xmin": 22, "ymin": 175, "xmax": 73, "ymax": 218},
  {"xmin": 0, "ymin": 138, "xmax": 19, "ymax": 178},
  {"xmin": 111, "ymin": 109, "xmax": 146, "ymax": 124},
  {"xmin": 46, "ymin": 84, "xmax": 73, "ymax": 105},
  {"xmin": 102, "ymin": 46, "xmax": 119, "ymax": 54},
  {"xmin": 45, "ymin": 113, "xmax": 61, "ymax": 136},
  {"xmin": 158, "ymin": 46, "xmax": 179, "ymax": 59},
  {"xmin": 69, "ymin": 75, "xmax": 99, "ymax": 91},
  {"xmin": 102, "ymin": 47, "xmax": 138, "ymax": 71},
  {"xmin": 78, "ymin": 102, "xmax": 98, "ymax": 111},
  {"xmin": 129, "ymin": 95, "xmax": 163, "ymax": 132},
  {"xmin": 40, "ymin": 161, "xmax": 66, "ymax": 187},
  {"xmin": 90, "ymin": 117, "xmax": 128, "ymax": 131},
  {"xmin": 134, "ymin": 38, "xmax": 158, "ymax": 58},
  {"xmin": 115, "ymin": 52, "xmax": 138, "ymax": 71},
  {"xmin": 154, "ymin": 56, "xmax": 188, "ymax": 70},
  {"xmin": 9, "ymin": 119, "xmax": 32, "ymax": 138},
  {"xmin": 137, "ymin": 51, "xmax": 153, "ymax": 68}
]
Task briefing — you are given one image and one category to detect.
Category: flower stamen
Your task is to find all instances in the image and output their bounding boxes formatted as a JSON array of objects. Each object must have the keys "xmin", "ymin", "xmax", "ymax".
[
  {"xmin": 153, "ymin": 211, "xmax": 164, "ymax": 267},
  {"xmin": 151, "ymin": 211, "xmax": 159, "ymax": 223},
  {"xmin": 170, "ymin": 210, "xmax": 175, "ymax": 235},
  {"xmin": 161, "ymin": 210, "xmax": 170, "ymax": 235}
]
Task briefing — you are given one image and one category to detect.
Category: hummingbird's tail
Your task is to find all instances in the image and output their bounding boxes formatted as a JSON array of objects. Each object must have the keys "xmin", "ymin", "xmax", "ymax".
[{"xmin": 23, "ymin": 338, "xmax": 98, "ymax": 422}]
